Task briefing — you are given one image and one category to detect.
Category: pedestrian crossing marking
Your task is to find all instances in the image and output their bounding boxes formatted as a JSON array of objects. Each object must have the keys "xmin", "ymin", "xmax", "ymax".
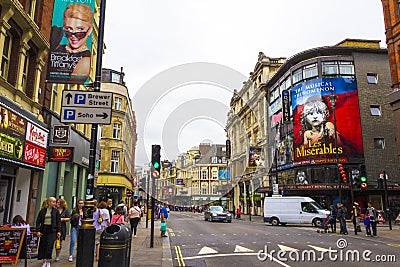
[
  {"xmin": 277, "ymin": 244, "xmax": 298, "ymax": 251},
  {"xmin": 234, "ymin": 245, "xmax": 254, "ymax": 252},
  {"xmin": 198, "ymin": 246, "xmax": 218, "ymax": 255},
  {"xmin": 308, "ymin": 245, "xmax": 335, "ymax": 252}
]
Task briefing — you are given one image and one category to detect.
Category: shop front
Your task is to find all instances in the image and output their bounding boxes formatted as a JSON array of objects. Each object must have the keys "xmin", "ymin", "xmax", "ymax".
[{"xmin": 0, "ymin": 96, "xmax": 48, "ymax": 225}]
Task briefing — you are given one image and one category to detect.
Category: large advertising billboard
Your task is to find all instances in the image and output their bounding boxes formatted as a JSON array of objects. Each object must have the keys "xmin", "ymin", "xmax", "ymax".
[
  {"xmin": 291, "ymin": 78, "xmax": 363, "ymax": 165},
  {"xmin": 47, "ymin": 0, "xmax": 95, "ymax": 84}
]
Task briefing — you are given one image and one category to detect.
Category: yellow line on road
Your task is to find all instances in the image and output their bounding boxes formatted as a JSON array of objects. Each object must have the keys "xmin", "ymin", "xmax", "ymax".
[
  {"xmin": 168, "ymin": 228, "xmax": 175, "ymax": 236},
  {"xmin": 174, "ymin": 245, "xmax": 185, "ymax": 266}
]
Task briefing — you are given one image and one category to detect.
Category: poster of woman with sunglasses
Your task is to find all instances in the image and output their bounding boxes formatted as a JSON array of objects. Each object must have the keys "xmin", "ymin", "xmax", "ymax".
[{"xmin": 47, "ymin": 1, "xmax": 95, "ymax": 84}]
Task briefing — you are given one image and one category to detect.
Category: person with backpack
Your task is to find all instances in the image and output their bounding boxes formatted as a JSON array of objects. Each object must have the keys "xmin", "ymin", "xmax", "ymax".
[{"xmin": 351, "ymin": 202, "xmax": 362, "ymax": 235}]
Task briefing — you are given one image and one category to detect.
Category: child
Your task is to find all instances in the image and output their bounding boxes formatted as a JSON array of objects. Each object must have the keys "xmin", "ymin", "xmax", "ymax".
[{"xmin": 363, "ymin": 214, "xmax": 371, "ymax": 237}]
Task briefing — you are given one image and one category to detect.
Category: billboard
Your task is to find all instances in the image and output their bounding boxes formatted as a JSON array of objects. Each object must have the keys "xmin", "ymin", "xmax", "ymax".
[
  {"xmin": 291, "ymin": 78, "xmax": 363, "ymax": 165},
  {"xmin": 249, "ymin": 147, "xmax": 264, "ymax": 167},
  {"xmin": 47, "ymin": 0, "xmax": 95, "ymax": 84}
]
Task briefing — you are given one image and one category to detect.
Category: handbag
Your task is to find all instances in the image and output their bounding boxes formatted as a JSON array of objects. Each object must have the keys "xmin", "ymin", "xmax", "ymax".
[
  {"xmin": 97, "ymin": 210, "xmax": 103, "ymax": 224},
  {"xmin": 160, "ymin": 222, "xmax": 167, "ymax": 231}
]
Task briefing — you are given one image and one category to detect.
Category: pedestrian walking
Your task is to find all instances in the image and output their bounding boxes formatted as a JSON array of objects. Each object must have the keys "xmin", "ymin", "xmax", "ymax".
[
  {"xmin": 366, "ymin": 201, "xmax": 378, "ymax": 237},
  {"xmin": 160, "ymin": 203, "xmax": 169, "ymax": 237},
  {"xmin": 36, "ymin": 197, "xmax": 61, "ymax": 267},
  {"xmin": 351, "ymin": 202, "xmax": 362, "ymax": 235},
  {"xmin": 69, "ymin": 199, "xmax": 84, "ymax": 262},
  {"xmin": 93, "ymin": 200, "xmax": 102, "ymax": 261},
  {"xmin": 117, "ymin": 200, "xmax": 128, "ymax": 217},
  {"xmin": 336, "ymin": 203, "xmax": 348, "ymax": 235},
  {"xmin": 236, "ymin": 206, "xmax": 242, "ymax": 219},
  {"xmin": 111, "ymin": 205, "xmax": 125, "ymax": 224},
  {"xmin": 328, "ymin": 205, "xmax": 337, "ymax": 233},
  {"xmin": 54, "ymin": 198, "xmax": 70, "ymax": 262},
  {"xmin": 128, "ymin": 200, "xmax": 141, "ymax": 237},
  {"xmin": 96, "ymin": 201, "xmax": 110, "ymax": 260},
  {"xmin": 107, "ymin": 198, "xmax": 114, "ymax": 221}
]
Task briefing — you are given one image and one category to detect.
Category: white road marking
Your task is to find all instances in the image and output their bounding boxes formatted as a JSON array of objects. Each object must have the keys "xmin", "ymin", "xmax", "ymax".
[
  {"xmin": 308, "ymin": 245, "xmax": 334, "ymax": 252},
  {"xmin": 277, "ymin": 244, "xmax": 299, "ymax": 252},
  {"xmin": 198, "ymin": 246, "xmax": 218, "ymax": 255},
  {"xmin": 234, "ymin": 245, "xmax": 254, "ymax": 252}
]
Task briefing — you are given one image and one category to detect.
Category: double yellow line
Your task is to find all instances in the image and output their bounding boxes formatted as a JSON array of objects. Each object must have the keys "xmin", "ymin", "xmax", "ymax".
[
  {"xmin": 168, "ymin": 228, "xmax": 175, "ymax": 236},
  {"xmin": 174, "ymin": 245, "xmax": 185, "ymax": 266}
]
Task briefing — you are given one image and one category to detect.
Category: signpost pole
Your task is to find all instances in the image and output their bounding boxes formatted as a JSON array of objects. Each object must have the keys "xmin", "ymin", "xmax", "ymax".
[{"xmin": 77, "ymin": 0, "xmax": 106, "ymax": 266}]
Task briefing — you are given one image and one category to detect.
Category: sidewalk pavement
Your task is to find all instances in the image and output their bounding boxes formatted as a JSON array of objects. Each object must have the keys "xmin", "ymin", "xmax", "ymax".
[
  {"xmin": 239, "ymin": 214, "xmax": 400, "ymax": 243},
  {"xmin": 15, "ymin": 219, "xmax": 173, "ymax": 267}
]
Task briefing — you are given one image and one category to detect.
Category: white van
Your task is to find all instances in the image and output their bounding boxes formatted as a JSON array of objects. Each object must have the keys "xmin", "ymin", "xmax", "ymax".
[{"xmin": 263, "ymin": 196, "xmax": 329, "ymax": 227}]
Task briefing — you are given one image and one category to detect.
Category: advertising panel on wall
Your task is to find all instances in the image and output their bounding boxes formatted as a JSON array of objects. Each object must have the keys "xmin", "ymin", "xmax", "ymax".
[
  {"xmin": 0, "ymin": 98, "xmax": 48, "ymax": 170},
  {"xmin": 249, "ymin": 147, "xmax": 265, "ymax": 167},
  {"xmin": 46, "ymin": 0, "xmax": 95, "ymax": 84},
  {"xmin": 219, "ymin": 169, "xmax": 230, "ymax": 180},
  {"xmin": 48, "ymin": 147, "xmax": 74, "ymax": 162},
  {"xmin": 291, "ymin": 77, "xmax": 363, "ymax": 166}
]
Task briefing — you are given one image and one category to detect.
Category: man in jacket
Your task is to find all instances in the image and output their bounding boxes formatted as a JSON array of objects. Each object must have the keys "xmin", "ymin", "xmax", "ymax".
[{"xmin": 337, "ymin": 203, "xmax": 348, "ymax": 235}]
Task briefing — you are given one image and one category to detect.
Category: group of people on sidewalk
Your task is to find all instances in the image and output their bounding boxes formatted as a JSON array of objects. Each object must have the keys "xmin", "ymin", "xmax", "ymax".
[
  {"xmin": 28, "ymin": 196, "xmax": 144, "ymax": 267},
  {"xmin": 327, "ymin": 201, "xmax": 378, "ymax": 237}
]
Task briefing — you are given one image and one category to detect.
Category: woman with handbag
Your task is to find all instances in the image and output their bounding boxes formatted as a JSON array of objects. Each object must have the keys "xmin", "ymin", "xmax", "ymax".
[
  {"xmin": 111, "ymin": 206, "xmax": 125, "ymax": 224},
  {"xmin": 54, "ymin": 198, "xmax": 70, "ymax": 262},
  {"xmin": 128, "ymin": 201, "xmax": 141, "ymax": 237}
]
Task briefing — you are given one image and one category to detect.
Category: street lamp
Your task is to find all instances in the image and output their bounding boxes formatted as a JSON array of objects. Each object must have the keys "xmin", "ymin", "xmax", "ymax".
[{"xmin": 328, "ymin": 93, "xmax": 342, "ymax": 202}]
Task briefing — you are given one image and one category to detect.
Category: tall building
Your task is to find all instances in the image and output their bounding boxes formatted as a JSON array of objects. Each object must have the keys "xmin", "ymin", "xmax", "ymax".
[
  {"xmin": 381, "ymin": 0, "xmax": 400, "ymax": 166},
  {"xmin": 0, "ymin": 0, "xmax": 54, "ymax": 225},
  {"xmin": 260, "ymin": 39, "xmax": 399, "ymax": 213},
  {"xmin": 96, "ymin": 68, "xmax": 137, "ymax": 206},
  {"xmin": 226, "ymin": 53, "xmax": 285, "ymax": 214}
]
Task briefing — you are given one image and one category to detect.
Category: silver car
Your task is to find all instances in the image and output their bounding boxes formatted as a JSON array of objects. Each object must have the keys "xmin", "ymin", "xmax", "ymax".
[{"xmin": 204, "ymin": 206, "xmax": 232, "ymax": 223}]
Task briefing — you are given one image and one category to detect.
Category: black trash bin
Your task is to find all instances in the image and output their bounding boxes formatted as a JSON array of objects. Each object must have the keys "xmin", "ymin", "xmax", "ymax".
[{"xmin": 98, "ymin": 224, "xmax": 131, "ymax": 267}]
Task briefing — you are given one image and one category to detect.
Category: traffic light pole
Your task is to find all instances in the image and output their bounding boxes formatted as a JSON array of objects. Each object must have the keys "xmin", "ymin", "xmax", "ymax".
[
  {"xmin": 77, "ymin": 0, "xmax": 106, "ymax": 266},
  {"xmin": 383, "ymin": 170, "xmax": 392, "ymax": 230}
]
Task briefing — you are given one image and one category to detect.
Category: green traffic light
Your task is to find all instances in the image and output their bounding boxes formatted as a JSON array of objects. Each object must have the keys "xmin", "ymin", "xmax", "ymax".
[
  {"xmin": 153, "ymin": 161, "xmax": 160, "ymax": 169},
  {"xmin": 360, "ymin": 176, "xmax": 367, "ymax": 182}
]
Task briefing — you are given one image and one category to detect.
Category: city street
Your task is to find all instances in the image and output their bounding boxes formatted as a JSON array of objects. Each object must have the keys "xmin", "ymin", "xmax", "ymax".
[{"xmin": 167, "ymin": 211, "xmax": 399, "ymax": 267}]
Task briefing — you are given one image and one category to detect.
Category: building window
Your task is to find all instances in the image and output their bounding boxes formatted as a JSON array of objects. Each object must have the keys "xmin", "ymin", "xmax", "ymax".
[
  {"xmin": 201, "ymin": 170, "xmax": 207, "ymax": 180},
  {"xmin": 113, "ymin": 123, "xmax": 121, "ymax": 139},
  {"xmin": 28, "ymin": 0, "xmax": 37, "ymax": 18},
  {"xmin": 370, "ymin": 105, "xmax": 381, "ymax": 116},
  {"xmin": 1, "ymin": 33, "xmax": 12, "ymax": 78},
  {"xmin": 322, "ymin": 61, "xmax": 339, "ymax": 76},
  {"xmin": 22, "ymin": 51, "xmax": 30, "ymax": 91},
  {"xmin": 111, "ymin": 150, "xmax": 120, "ymax": 173},
  {"xmin": 303, "ymin": 63, "xmax": 318, "ymax": 80},
  {"xmin": 114, "ymin": 97, "xmax": 122, "ymax": 110},
  {"xmin": 338, "ymin": 61, "xmax": 354, "ymax": 76},
  {"xmin": 292, "ymin": 68, "xmax": 303, "ymax": 84},
  {"xmin": 202, "ymin": 187, "xmax": 207, "ymax": 195},
  {"xmin": 367, "ymin": 73, "xmax": 378, "ymax": 84},
  {"xmin": 212, "ymin": 186, "xmax": 218, "ymax": 195},
  {"xmin": 51, "ymin": 84, "xmax": 58, "ymax": 111},
  {"xmin": 374, "ymin": 138, "xmax": 385, "ymax": 149},
  {"xmin": 111, "ymin": 72, "xmax": 121, "ymax": 83},
  {"xmin": 212, "ymin": 170, "xmax": 218, "ymax": 180}
]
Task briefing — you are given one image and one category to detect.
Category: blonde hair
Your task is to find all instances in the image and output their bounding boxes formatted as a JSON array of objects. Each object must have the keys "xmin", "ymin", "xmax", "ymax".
[
  {"xmin": 64, "ymin": 4, "xmax": 93, "ymax": 24},
  {"xmin": 58, "ymin": 198, "xmax": 68, "ymax": 209}
]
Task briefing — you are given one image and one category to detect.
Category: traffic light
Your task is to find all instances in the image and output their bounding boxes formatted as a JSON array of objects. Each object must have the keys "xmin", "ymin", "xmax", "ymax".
[
  {"xmin": 360, "ymin": 176, "xmax": 368, "ymax": 189},
  {"xmin": 151, "ymin": 145, "xmax": 161, "ymax": 171},
  {"xmin": 359, "ymin": 165, "xmax": 368, "ymax": 189},
  {"xmin": 338, "ymin": 163, "xmax": 347, "ymax": 183}
]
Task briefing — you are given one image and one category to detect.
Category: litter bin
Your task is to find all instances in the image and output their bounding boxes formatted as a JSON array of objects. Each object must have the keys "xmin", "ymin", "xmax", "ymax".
[{"xmin": 98, "ymin": 224, "xmax": 131, "ymax": 267}]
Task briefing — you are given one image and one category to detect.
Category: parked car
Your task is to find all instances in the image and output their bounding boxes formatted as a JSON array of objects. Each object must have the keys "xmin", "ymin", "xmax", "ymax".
[{"xmin": 204, "ymin": 206, "xmax": 232, "ymax": 223}]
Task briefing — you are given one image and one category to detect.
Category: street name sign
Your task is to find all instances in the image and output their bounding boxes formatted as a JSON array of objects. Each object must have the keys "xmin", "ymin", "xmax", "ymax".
[{"xmin": 61, "ymin": 90, "xmax": 113, "ymax": 124}]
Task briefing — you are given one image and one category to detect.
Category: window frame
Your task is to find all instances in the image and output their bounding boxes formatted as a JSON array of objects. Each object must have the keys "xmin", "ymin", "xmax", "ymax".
[
  {"xmin": 110, "ymin": 150, "xmax": 120, "ymax": 173},
  {"xmin": 1, "ymin": 33, "xmax": 12, "ymax": 79},
  {"xmin": 367, "ymin": 73, "xmax": 378, "ymax": 84},
  {"xmin": 370, "ymin": 105, "xmax": 381, "ymax": 116},
  {"xmin": 114, "ymin": 97, "xmax": 122, "ymax": 110},
  {"xmin": 112, "ymin": 123, "xmax": 121, "ymax": 139}
]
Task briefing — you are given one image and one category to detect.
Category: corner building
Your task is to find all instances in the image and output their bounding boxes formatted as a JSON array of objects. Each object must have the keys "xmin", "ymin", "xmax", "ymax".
[{"xmin": 260, "ymin": 39, "xmax": 400, "ymax": 212}]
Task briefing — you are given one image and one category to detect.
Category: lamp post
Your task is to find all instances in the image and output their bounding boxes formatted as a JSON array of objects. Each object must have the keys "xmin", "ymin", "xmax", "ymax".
[{"xmin": 328, "ymin": 93, "xmax": 342, "ymax": 203}]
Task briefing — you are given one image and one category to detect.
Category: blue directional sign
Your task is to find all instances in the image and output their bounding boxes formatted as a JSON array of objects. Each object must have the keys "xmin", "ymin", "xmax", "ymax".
[{"xmin": 61, "ymin": 90, "xmax": 113, "ymax": 124}]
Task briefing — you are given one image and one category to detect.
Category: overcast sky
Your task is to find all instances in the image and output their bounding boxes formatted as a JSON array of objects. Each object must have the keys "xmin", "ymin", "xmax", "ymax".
[{"xmin": 102, "ymin": 0, "xmax": 386, "ymax": 166}]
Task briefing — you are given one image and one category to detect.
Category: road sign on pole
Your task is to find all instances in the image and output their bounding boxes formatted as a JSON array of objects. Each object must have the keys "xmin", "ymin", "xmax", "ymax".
[{"xmin": 61, "ymin": 90, "xmax": 112, "ymax": 124}]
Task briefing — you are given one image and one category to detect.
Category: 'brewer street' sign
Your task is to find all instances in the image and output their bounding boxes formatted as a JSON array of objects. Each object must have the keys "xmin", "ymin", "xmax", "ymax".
[{"xmin": 60, "ymin": 90, "xmax": 113, "ymax": 124}]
